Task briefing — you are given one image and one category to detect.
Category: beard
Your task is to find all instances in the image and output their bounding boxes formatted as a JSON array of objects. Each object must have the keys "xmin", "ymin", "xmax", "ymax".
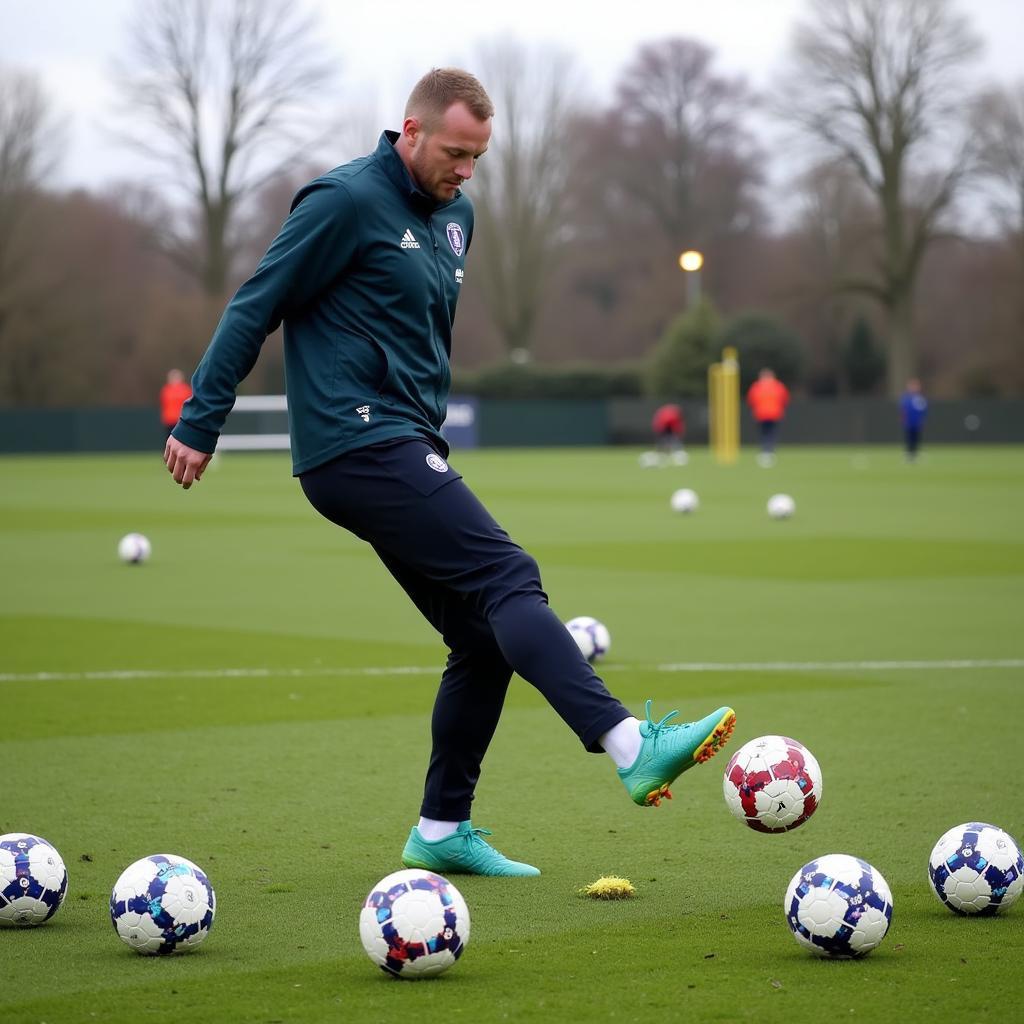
[{"xmin": 410, "ymin": 147, "xmax": 459, "ymax": 201}]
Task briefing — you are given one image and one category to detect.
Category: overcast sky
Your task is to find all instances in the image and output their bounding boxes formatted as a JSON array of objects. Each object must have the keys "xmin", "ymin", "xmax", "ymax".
[{"xmin": 6, "ymin": 0, "xmax": 1024, "ymax": 191}]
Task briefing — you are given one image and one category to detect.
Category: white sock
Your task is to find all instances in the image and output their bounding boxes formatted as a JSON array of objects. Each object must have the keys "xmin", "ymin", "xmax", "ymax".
[
  {"xmin": 600, "ymin": 717, "xmax": 643, "ymax": 769},
  {"xmin": 417, "ymin": 817, "xmax": 460, "ymax": 842}
]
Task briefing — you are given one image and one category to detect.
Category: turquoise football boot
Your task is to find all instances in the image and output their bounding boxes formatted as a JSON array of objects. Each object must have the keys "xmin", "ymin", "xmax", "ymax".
[
  {"xmin": 618, "ymin": 700, "xmax": 736, "ymax": 807},
  {"xmin": 401, "ymin": 821, "xmax": 540, "ymax": 877}
]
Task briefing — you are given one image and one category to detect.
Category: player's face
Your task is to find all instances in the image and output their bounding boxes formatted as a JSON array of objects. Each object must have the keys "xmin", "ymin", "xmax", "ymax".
[{"xmin": 405, "ymin": 101, "xmax": 491, "ymax": 201}]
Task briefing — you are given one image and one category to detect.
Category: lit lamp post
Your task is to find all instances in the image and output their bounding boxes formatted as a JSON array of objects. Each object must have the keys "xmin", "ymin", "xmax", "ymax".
[{"xmin": 678, "ymin": 249, "xmax": 704, "ymax": 309}]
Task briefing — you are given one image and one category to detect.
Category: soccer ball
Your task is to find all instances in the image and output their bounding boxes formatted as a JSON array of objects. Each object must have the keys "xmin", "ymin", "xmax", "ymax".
[
  {"xmin": 360, "ymin": 869, "xmax": 470, "ymax": 979},
  {"xmin": 928, "ymin": 822, "xmax": 1024, "ymax": 915},
  {"xmin": 565, "ymin": 616, "xmax": 611, "ymax": 662},
  {"xmin": 0, "ymin": 833, "xmax": 68, "ymax": 926},
  {"xmin": 767, "ymin": 494, "xmax": 795, "ymax": 519},
  {"xmin": 670, "ymin": 488, "xmax": 699, "ymax": 514},
  {"xmin": 723, "ymin": 735, "xmax": 822, "ymax": 833},
  {"xmin": 110, "ymin": 854, "xmax": 215, "ymax": 954},
  {"xmin": 118, "ymin": 533, "xmax": 152, "ymax": 564},
  {"xmin": 784, "ymin": 854, "xmax": 893, "ymax": 958}
]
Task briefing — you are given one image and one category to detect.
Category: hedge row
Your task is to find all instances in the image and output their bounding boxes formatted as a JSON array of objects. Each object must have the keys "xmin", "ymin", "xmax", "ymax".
[{"xmin": 451, "ymin": 362, "xmax": 646, "ymax": 399}]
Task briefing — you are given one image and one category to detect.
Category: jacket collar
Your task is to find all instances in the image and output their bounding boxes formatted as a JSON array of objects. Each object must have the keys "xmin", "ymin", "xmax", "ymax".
[{"xmin": 376, "ymin": 130, "xmax": 460, "ymax": 211}]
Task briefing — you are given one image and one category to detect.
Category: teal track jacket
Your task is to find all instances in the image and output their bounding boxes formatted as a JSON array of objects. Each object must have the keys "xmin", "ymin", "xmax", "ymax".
[{"xmin": 172, "ymin": 132, "xmax": 473, "ymax": 474}]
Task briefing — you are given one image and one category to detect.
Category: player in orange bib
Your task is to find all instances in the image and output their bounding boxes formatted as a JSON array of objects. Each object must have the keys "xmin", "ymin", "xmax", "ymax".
[
  {"xmin": 746, "ymin": 368, "xmax": 790, "ymax": 466},
  {"xmin": 160, "ymin": 369, "xmax": 192, "ymax": 439}
]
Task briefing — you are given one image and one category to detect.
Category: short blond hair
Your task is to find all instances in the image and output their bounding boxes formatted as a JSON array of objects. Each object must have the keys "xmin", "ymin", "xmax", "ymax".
[{"xmin": 405, "ymin": 68, "xmax": 494, "ymax": 131}]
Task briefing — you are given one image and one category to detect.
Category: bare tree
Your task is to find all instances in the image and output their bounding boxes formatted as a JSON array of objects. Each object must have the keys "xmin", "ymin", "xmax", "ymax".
[
  {"xmin": 0, "ymin": 66, "xmax": 63, "ymax": 385},
  {"xmin": 789, "ymin": 160, "xmax": 878, "ymax": 392},
  {"xmin": 469, "ymin": 40, "xmax": 584, "ymax": 361},
  {"xmin": 112, "ymin": 0, "xmax": 336, "ymax": 296},
  {"xmin": 0, "ymin": 66, "xmax": 60, "ymax": 233},
  {"xmin": 0, "ymin": 68, "xmax": 61, "ymax": 266},
  {"xmin": 972, "ymin": 80, "xmax": 1024, "ymax": 261},
  {"xmin": 777, "ymin": 0, "xmax": 981, "ymax": 394},
  {"xmin": 585, "ymin": 38, "xmax": 761, "ymax": 256},
  {"xmin": 546, "ymin": 38, "xmax": 761, "ymax": 364}
]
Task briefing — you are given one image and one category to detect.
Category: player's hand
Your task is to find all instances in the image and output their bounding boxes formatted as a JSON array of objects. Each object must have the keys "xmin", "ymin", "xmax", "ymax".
[{"xmin": 164, "ymin": 436, "xmax": 212, "ymax": 490}]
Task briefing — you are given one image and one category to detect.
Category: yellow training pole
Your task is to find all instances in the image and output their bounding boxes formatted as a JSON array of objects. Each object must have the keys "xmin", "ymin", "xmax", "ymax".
[{"xmin": 709, "ymin": 346, "xmax": 740, "ymax": 464}]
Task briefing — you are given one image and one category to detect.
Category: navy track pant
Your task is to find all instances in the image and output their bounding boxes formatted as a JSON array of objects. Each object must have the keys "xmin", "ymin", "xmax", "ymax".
[{"xmin": 299, "ymin": 437, "xmax": 631, "ymax": 821}]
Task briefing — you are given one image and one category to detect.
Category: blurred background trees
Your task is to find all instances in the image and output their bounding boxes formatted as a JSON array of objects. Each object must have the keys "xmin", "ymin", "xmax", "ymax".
[
  {"xmin": 0, "ymin": 66, "xmax": 64, "ymax": 403},
  {"xmin": 776, "ymin": 0, "xmax": 982, "ymax": 395},
  {"xmin": 112, "ymin": 0, "xmax": 335, "ymax": 297},
  {"xmin": 1, "ymin": 0, "xmax": 1021, "ymax": 407}
]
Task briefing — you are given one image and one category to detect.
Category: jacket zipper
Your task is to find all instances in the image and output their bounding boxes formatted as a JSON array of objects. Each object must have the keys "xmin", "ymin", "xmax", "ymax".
[{"xmin": 425, "ymin": 218, "xmax": 450, "ymax": 424}]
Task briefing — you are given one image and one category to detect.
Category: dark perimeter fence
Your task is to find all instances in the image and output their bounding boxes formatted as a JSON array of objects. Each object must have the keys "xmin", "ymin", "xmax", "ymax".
[{"xmin": 0, "ymin": 398, "xmax": 1021, "ymax": 454}]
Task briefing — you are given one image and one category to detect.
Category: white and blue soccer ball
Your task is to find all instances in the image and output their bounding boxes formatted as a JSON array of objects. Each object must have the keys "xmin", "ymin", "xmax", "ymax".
[
  {"xmin": 110, "ymin": 854, "xmax": 215, "ymax": 954},
  {"xmin": 670, "ymin": 488, "xmax": 699, "ymax": 514},
  {"xmin": 928, "ymin": 822, "xmax": 1024, "ymax": 915},
  {"xmin": 360, "ymin": 869, "xmax": 470, "ymax": 979},
  {"xmin": 767, "ymin": 494, "xmax": 795, "ymax": 519},
  {"xmin": 565, "ymin": 616, "xmax": 612, "ymax": 662},
  {"xmin": 118, "ymin": 533, "xmax": 152, "ymax": 564},
  {"xmin": 0, "ymin": 833, "xmax": 68, "ymax": 927},
  {"xmin": 784, "ymin": 854, "xmax": 893, "ymax": 958}
]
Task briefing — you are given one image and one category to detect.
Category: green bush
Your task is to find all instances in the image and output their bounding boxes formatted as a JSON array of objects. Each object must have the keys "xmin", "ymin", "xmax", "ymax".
[
  {"xmin": 645, "ymin": 299, "xmax": 721, "ymax": 398},
  {"xmin": 719, "ymin": 312, "xmax": 806, "ymax": 392}
]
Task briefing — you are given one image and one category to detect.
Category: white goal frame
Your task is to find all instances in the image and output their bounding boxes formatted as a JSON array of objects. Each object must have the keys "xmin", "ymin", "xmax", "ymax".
[{"xmin": 217, "ymin": 395, "xmax": 290, "ymax": 451}]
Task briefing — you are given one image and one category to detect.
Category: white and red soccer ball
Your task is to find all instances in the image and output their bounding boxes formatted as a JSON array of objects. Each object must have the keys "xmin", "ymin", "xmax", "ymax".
[{"xmin": 723, "ymin": 735, "xmax": 822, "ymax": 833}]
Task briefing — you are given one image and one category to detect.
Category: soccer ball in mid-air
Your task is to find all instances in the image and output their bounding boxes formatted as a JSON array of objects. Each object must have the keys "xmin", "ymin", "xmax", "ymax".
[
  {"xmin": 565, "ymin": 616, "xmax": 612, "ymax": 662},
  {"xmin": 670, "ymin": 488, "xmax": 699, "ymax": 514},
  {"xmin": 0, "ymin": 833, "xmax": 68, "ymax": 926},
  {"xmin": 785, "ymin": 854, "xmax": 893, "ymax": 958},
  {"xmin": 767, "ymin": 494, "xmax": 795, "ymax": 519},
  {"xmin": 360, "ymin": 869, "xmax": 470, "ymax": 979},
  {"xmin": 110, "ymin": 854, "xmax": 215, "ymax": 954},
  {"xmin": 118, "ymin": 533, "xmax": 152, "ymax": 564},
  {"xmin": 928, "ymin": 822, "xmax": 1024, "ymax": 915},
  {"xmin": 723, "ymin": 735, "xmax": 823, "ymax": 833}
]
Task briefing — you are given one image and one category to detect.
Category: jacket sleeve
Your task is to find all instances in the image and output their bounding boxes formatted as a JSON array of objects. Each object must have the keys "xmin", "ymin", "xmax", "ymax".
[{"xmin": 173, "ymin": 180, "xmax": 359, "ymax": 453}]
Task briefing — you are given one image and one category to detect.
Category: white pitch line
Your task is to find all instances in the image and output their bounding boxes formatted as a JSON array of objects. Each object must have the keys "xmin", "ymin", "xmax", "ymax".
[
  {"xmin": 0, "ymin": 666, "xmax": 439, "ymax": 683},
  {"xmin": 1, "ymin": 658, "xmax": 1022, "ymax": 684},
  {"xmin": 654, "ymin": 659, "xmax": 1024, "ymax": 673}
]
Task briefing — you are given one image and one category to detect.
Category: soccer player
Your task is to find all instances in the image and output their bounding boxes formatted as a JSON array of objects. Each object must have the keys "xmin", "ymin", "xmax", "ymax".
[
  {"xmin": 651, "ymin": 402, "xmax": 686, "ymax": 464},
  {"xmin": 746, "ymin": 367, "xmax": 790, "ymax": 467},
  {"xmin": 163, "ymin": 68, "xmax": 735, "ymax": 877},
  {"xmin": 159, "ymin": 369, "xmax": 192, "ymax": 440},
  {"xmin": 899, "ymin": 378, "xmax": 928, "ymax": 461}
]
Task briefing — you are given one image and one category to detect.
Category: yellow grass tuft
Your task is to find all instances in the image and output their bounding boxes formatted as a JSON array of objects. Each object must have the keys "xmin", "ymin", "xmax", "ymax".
[{"xmin": 579, "ymin": 876, "xmax": 637, "ymax": 900}]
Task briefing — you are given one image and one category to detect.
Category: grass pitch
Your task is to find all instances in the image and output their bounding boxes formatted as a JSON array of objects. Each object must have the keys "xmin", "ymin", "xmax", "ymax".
[{"xmin": 2, "ymin": 444, "xmax": 1023, "ymax": 1023}]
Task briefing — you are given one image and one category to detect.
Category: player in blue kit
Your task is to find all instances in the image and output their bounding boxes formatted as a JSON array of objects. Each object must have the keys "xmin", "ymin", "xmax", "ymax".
[
  {"xmin": 163, "ymin": 68, "xmax": 735, "ymax": 876},
  {"xmin": 900, "ymin": 378, "xmax": 929, "ymax": 461}
]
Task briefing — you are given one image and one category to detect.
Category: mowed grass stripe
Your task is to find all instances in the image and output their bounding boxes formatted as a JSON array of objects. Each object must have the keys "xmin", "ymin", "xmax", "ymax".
[
  {"xmin": 2, "ymin": 678, "xmax": 1021, "ymax": 1021},
  {"xmin": 1, "ymin": 448, "xmax": 1023, "ymax": 1023},
  {"xmin": 3, "ymin": 657, "xmax": 1024, "ymax": 683}
]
